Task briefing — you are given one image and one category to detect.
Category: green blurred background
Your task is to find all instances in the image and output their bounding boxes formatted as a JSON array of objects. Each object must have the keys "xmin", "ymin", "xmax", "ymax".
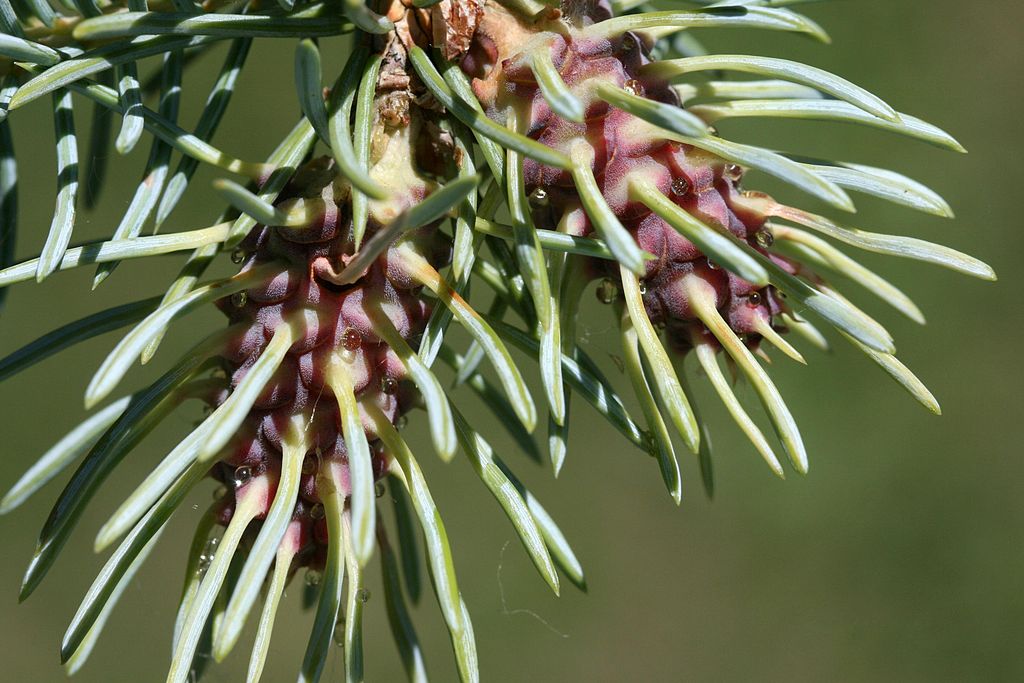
[{"xmin": 2, "ymin": 1, "xmax": 1022, "ymax": 681}]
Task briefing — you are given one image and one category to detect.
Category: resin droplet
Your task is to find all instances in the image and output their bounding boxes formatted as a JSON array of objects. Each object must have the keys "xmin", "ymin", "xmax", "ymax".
[
  {"xmin": 748, "ymin": 292, "xmax": 763, "ymax": 307},
  {"xmin": 198, "ymin": 537, "xmax": 219, "ymax": 573},
  {"xmin": 707, "ymin": 260, "xmax": 720, "ymax": 270},
  {"xmin": 638, "ymin": 280, "xmax": 648, "ymax": 296},
  {"xmin": 529, "ymin": 188, "xmax": 548, "ymax": 205},
  {"xmin": 596, "ymin": 278, "xmax": 619, "ymax": 304},
  {"xmin": 671, "ymin": 177, "xmax": 691, "ymax": 196},
  {"xmin": 232, "ymin": 465, "xmax": 252, "ymax": 488},
  {"xmin": 624, "ymin": 79, "xmax": 643, "ymax": 96},
  {"xmin": 725, "ymin": 163, "xmax": 743, "ymax": 181},
  {"xmin": 230, "ymin": 291, "xmax": 248, "ymax": 308},
  {"xmin": 304, "ymin": 569, "xmax": 322, "ymax": 587},
  {"xmin": 356, "ymin": 588, "xmax": 371, "ymax": 603},
  {"xmin": 342, "ymin": 328, "xmax": 362, "ymax": 351},
  {"xmin": 310, "ymin": 503, "xmax": 325, "ymax": 520},
  {"xmin": 302, "ymin": 457, "xmax": 318, "ymax": 475},
  {"xmin": 380, "ymin": 376, "xmax": 398, "ymax": 395},
  {"xmin": 230, "ymin": 248, "xmax": 247, "ymax": 264},
  {"xmin": 755, "ymin": 229, "xmax": 775, "ymax": 249},
  {"xmin": 333, "ymin": 619, "xmax": 346, "ymax": 647}
]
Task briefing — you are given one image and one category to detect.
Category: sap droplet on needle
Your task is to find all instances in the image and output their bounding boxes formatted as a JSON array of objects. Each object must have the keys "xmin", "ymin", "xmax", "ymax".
[
  {"xmin": 755, "ymin": 229, "xmax": 775, "ymax": 248},
  {"xmin": 232, "ymin": 465, "xmax": 252, "ymax": 488}
]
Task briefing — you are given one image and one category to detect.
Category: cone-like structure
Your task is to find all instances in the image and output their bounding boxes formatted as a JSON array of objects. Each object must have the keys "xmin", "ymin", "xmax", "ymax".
[{"xmin": 0, "ymin": 1, "xmax": 995, "ymax": 681}]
